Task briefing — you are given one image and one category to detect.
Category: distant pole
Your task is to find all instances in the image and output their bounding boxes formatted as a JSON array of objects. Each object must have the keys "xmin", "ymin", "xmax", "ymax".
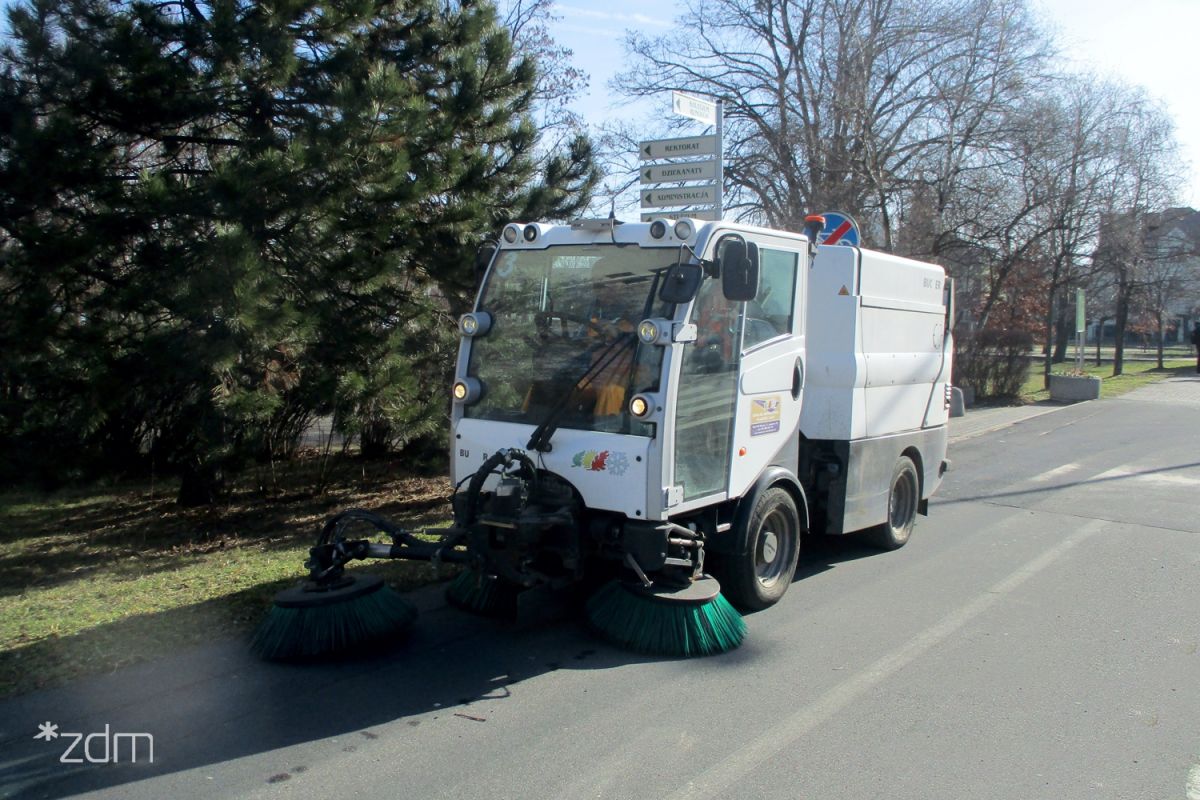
[
  {"xmin": 715, "ymin": 98, "xmax": 724, "ymax": 220},
  {"xmin": 1075, "ymin": 288, "xmax": 1085, "ymax": 372}
]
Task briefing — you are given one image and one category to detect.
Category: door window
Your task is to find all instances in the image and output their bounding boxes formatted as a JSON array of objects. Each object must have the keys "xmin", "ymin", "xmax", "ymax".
[
  {"xmin": 673, "ymin": 279, "xmax": 742, "ymax": 501},
  {"xmin": 742, "ymin": 249, "xmax": 797, "ymax": 350}
]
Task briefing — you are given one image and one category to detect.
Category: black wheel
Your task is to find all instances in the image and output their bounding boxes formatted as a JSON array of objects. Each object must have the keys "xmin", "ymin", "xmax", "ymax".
[
  {"xmin": 867, "ymin": 456, "xmax": 920, "ymax": 550},
  {"xmin": 718, "ymin": 487, "xmax": 802, "ymax": 611}
]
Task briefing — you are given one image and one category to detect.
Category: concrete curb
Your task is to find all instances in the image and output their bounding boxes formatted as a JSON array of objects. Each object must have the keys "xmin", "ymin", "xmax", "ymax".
[{"xmin": 948, "ymin": 401, "xmax": 1084, "ymax": 444}]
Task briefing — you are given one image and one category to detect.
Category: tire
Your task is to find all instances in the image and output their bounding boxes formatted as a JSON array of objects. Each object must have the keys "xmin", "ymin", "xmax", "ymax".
[
  {"xmin": 718, "ymin": 487, "xmax": 802, "ymax": 611},
  {"xmin": 867, "ymin": 456, "xmax": 920, "ymax": 551}
]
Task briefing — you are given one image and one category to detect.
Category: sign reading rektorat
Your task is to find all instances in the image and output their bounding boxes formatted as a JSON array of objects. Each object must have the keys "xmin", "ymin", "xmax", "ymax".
[
  {"xmin": 638, "ymin": 135, "xmax": 718, "ymax": 161},
  {"xmin": 640, "ymin": 185, "xmax": 717, "ymax": 208},
  {"xmin": 640, "ymin": 160, "xmax": 718, "ymax": 184}
]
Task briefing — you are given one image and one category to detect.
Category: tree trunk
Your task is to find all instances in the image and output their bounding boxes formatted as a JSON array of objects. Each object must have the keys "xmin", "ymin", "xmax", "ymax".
[
  {"xmin": 1053, "ymin": 303, "xmax": 1071, "ymax": 363},
  {"xmin": 1042, "ymin": 287, "xmax": 1056, "ymax": 389},
  {"xmin": 1156, "ymin": 310, "xmax": 1164, "ymax": 369},
  {"xmin": 1095, "ymin": 316, "xmax": 1107, "ymax": 366},
  {"xmin": 1113, "ymin": 295, "xmax": 1129, "ymax": 377},
  {"xmin": 177, "ymin": 462, "xmax": 224, "ymax": 507}
]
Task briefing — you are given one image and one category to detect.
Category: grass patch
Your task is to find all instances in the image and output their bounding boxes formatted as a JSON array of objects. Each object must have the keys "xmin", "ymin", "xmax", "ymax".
[
  {"xmin": 1019, "ymin": 359, "xmax": 1194, "ymax": 403},
  {"xmin": 0, "ymin": 454, "xmax": 457, "ymax": 698}
]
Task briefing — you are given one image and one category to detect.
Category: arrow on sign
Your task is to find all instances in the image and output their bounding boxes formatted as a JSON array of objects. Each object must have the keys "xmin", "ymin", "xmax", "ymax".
[{"xmin": 672, "ymin": 91, "xmax": 717, "ymax": 124}]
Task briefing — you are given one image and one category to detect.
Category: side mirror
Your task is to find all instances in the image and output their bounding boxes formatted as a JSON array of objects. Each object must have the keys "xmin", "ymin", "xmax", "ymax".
[
  {"xmin": 475, "ymin": 241, "xmax": 498, "ymax": 277},
  {"xmin": 719, "ymin": 237, "xmax": 759, "ymax": 301},
  {"xmin": 659, "ymin": 262, "xmax": 703, "ymax": 305}
]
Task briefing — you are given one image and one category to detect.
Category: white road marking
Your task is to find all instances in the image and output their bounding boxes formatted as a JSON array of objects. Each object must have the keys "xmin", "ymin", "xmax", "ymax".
[
  {"xmin": 1090, "ymin": 466, "xmax": 1200, "ymax": 488},
  {"xmin": 1093, "ymin": 467, "xmax": 1134, "ymax": 481},
  {"xmin": 1030, "ymin": 463, "xmax": 1080, "ymax": 483},
  {"xmin": 1130, "ymin": 472, "xmax": 1200, "ymax": 487},
  {"xmin": 1187, "ymin": 764, "xmax": 1200, "ymax": 800},
  {"xmin": 671, "ymin": 519, "xmax": 1108, "ymax": 800}
]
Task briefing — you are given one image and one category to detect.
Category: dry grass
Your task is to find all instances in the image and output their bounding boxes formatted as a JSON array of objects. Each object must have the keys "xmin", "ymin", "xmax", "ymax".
[{"xmin": 0, "ymin": 453, "xmax": 457, "ymax": 698}]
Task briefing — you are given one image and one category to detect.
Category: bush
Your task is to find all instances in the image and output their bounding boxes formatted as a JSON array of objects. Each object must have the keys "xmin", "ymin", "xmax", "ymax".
[{"xmin": 954, "ymin": 328, "xmax": 1033, "ymax": 400}]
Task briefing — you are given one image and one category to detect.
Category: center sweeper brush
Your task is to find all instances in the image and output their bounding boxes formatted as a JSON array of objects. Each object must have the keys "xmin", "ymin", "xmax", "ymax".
[{"xmin": 586, "ymin": 575, "xmax": 745, "ymax": 657}]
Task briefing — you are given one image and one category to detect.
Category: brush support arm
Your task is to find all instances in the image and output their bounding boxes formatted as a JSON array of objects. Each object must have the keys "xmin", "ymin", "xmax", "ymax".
[{"xmin": 306, "ymin": 508, "xmax": 471, "ymax": 584}]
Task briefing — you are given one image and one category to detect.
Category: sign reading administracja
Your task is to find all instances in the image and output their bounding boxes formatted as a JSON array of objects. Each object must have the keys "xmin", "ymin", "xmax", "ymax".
[{"xmin": 640, "ymin": 185, "xmax": 717, "ymax": 208}]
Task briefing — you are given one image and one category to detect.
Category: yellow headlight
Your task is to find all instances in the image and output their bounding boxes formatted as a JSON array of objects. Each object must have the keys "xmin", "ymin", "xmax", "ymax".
[
  {"xmin": 638, "ymin": 320, "xmax": 659, "ymax": 343},
  {"xmin": 629, "ymin": 395, "xmax": 650, "ymax": 417},
  {"xmin": 452, "ymin": 382, "xmax": 468, "ymax": 401}
]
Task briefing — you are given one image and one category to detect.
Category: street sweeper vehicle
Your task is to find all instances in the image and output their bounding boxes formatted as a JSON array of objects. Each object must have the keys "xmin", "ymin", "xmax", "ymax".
[{"xmin": 254, "ymin": 215, "xmax": 956, "ymax": 660}]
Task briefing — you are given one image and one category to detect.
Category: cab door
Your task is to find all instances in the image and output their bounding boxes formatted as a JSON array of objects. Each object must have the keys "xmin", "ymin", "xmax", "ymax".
[{"xmin": 728, "ymin": 245, "xmax": 806, "ymax": 500}]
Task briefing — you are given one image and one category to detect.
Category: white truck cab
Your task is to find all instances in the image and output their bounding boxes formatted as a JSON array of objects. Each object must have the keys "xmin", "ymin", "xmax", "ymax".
[{"xmin": 449, "ymin": 216, "xmax": 953, "ymax": 610}]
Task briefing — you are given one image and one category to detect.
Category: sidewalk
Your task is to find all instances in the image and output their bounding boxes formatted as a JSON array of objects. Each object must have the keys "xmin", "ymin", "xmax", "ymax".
[
  {"xmin": 947, "ymin": 400, "xmax": 1070, "ymax": 442},
  {"xmin": 949, "ymin": 372, "xmax": 1200, "ymax": 442}
]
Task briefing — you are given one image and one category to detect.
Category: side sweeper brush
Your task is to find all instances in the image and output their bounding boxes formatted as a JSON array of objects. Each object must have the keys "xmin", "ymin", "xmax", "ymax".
[
  {"xmin": 252, "ymin": 573, "xmax": 417, "ymax": 660},
  {"xmin": 586, "ymin": 575, "xmax": 745, "ymax": 657},
  {"xmin": 252, "ymin": 509, "xmax": 440, "ymax": 660}
]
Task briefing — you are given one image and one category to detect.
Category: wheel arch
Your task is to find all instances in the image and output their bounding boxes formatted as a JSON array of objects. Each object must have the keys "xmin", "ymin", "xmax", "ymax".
[
  {"xmin": 730, "ymin": 466, "xmax": 809, "ymax": 555},
  {"xmin": 901, "ymin": 446, "xmax": 924, "ymax": 496},
  {"xmin": 900, "ymin": 445, "xmax": 929, "ymax": 515}
]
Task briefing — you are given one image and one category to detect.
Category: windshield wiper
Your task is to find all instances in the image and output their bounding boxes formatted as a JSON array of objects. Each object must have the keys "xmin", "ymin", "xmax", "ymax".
[{"xmin": 525, "ymin": 332, "xmax": 638, "ymax": 453}]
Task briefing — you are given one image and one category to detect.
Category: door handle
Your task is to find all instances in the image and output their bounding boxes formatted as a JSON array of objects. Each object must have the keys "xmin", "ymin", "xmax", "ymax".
[{"xmin": 792, "ymin": 357, "xmax": 804, "ymax": 400}]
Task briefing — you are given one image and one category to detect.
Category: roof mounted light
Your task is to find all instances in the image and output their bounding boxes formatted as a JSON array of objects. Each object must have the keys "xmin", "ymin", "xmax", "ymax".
[
  {"xmin": 673, "ymin": 220, "xmax": 694, "ymax": 240},
  {"xmin": 502, "ymin": 225, "xmax": 519, "ymax": 243},
  {"xmin": 522, "ymin": 224, "xmax": 539, "ymax": 242},
  {"xmin": 649, "ymin": 220, "xmax": 667, "ymax": 239}
]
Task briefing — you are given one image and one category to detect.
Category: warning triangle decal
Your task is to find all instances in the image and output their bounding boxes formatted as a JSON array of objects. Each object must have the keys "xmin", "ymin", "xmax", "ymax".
[{"xmin": 837, "ymin": 285, "xmax": 850, "ymax": 296}]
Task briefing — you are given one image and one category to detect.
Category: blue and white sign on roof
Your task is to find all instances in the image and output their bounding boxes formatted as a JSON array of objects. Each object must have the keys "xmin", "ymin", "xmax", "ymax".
[{"xmin": 816, "ymin": 211, "xmax": 860, "ymax": 246}]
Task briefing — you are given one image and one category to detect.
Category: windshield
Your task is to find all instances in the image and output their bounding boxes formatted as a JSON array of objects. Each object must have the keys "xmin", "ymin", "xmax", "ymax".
[{"xmin": 465, "ymin": 244, "xmax": 676, "ymax": 435}]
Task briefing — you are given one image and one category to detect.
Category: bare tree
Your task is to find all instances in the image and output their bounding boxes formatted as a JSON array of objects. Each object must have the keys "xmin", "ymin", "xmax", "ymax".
[
  {"xmin": 615, "ymin": 0, "xmax": 1050, "ymax": 245},
  {"xmin": 1139, "ymin": 208, "xmax": 1200, "ymax": 368},
  {"xmin": 501, "ymin": 0, "xmax": 589, "ymax": 135},
  {"xmin": 1092, "ymin": 92, "xmax": 1182, "ymax": 376},
  {"xmin": 1016, "ymin": 79, "xmax": 1128, "ymax": 386}
]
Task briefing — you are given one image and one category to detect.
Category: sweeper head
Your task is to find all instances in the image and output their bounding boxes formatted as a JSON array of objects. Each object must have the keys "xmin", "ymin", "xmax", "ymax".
[
  {"xmin": 586, "ymin": 575, "xmax": 745, "ymax": 657},
  {"xmin": 252, "ymin": 510, "xmax": 429, "ymax": 660},
  {"xmin": 252, "ymin": 573, "xmax": 416, "ymax": 660}
]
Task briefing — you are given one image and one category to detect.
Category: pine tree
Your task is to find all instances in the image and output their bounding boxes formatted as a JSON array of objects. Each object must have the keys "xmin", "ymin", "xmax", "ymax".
[{"xmin": 0, "ymin": 0, "xmax": 598, "ymax": 500}]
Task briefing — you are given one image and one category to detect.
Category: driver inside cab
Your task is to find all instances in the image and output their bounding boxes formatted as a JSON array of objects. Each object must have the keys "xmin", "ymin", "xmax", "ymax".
[{"xmin": 583, "ymin": 258, "xmax": 638, "ymax": 418}]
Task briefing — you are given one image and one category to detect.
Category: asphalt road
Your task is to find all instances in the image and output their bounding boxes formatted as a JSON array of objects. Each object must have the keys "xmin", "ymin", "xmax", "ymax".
[{"xmin": 2, "ymin": 377, "xmax": 1199, "ymax": 800}]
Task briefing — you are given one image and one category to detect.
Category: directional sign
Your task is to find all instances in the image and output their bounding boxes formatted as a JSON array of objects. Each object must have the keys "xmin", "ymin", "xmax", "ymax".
[
  {"xmin": 639, "ymin": 135, "xmax": 718, "ymax": 161},
  {"xmin": 640, "ymin": 160, "xmax": 718, "ymax": 184},
  {"xmin": 641, "ymin": 208, "xmax": 720, "ymax": 222},
  {"xmin": 641, "ymin": 185, "xmax": 717, "ymax": 208},
  {"xmin": 816, "ymin": 211, "xmax": 860, "ymax": 246},
  {"xmin": 672, "ymin": 91, "xmax": 717, "ymax": 125}
]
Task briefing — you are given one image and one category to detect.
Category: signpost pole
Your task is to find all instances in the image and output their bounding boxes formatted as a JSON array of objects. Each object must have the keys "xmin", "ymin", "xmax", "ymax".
[{"xmin": 715, "ymin": 98, "xmax": 724, "ymax": 220}]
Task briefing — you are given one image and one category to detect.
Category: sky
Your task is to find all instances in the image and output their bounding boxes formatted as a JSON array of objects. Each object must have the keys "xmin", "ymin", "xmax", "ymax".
[{"xmin": 548, "ymin": 0, "xmax": 1200, "ymax": 210}]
